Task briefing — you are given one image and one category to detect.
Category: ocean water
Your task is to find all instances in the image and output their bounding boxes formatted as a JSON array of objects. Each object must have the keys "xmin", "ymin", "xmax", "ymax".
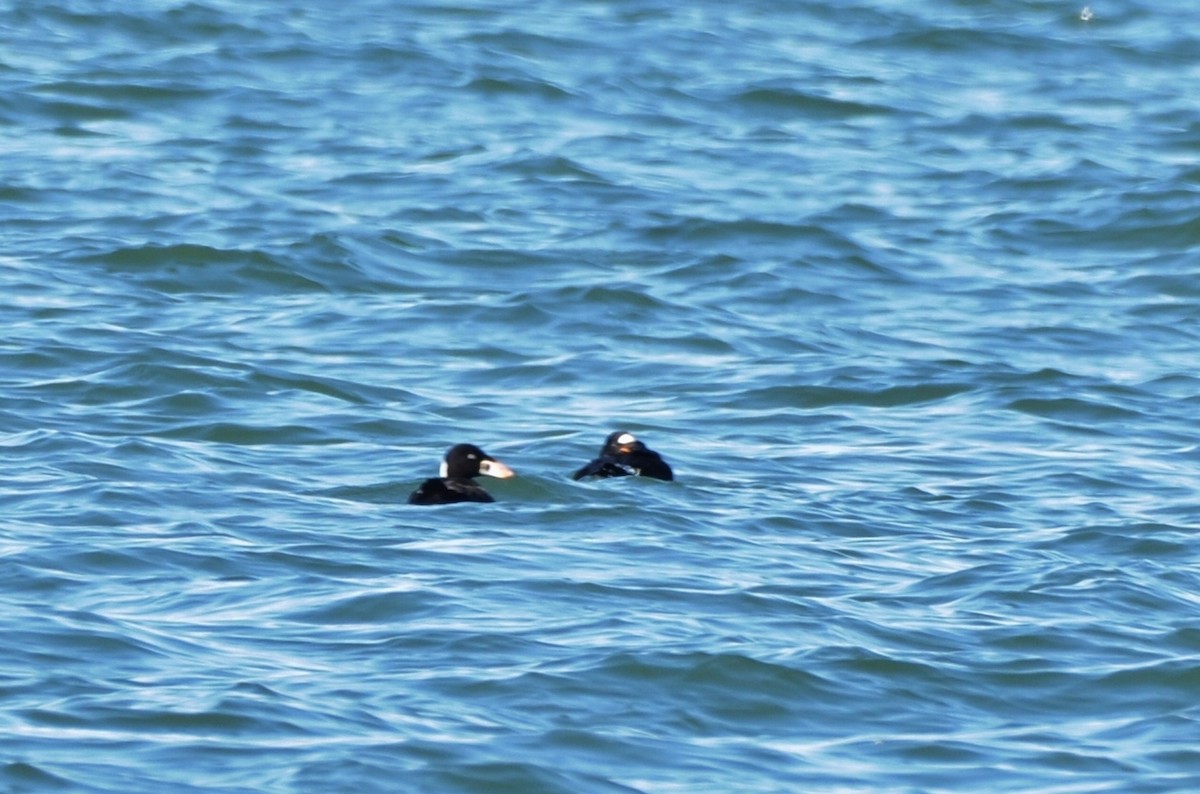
[{"xmin": 3, "ymin": 0, "xmax": 1200, "ymax": 791}]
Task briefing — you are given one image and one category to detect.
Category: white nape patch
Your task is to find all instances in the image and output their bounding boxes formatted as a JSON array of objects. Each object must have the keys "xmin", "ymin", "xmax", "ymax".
[
  {"xmin": 439, "ymin": 461, "xmax": 449, "ymax": 478},
  {"xmin": 616, "ymin": 433, "xmax": 637, "ymax": 445}
]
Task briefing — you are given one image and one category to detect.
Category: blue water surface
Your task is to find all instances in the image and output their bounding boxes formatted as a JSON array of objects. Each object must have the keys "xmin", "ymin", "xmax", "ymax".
[{"xmin": 3, "ymin": 1, "xmax": 1200, "ymax": 791}]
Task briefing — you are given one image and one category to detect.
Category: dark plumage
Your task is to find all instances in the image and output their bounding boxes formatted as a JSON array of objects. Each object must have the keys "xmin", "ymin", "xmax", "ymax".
[
  {"xmin": 408, "ymin": 443, "xmax": 516, "ymax": 505},
  {"xmin": 572, "ymin": 431, "xmax": 674, "ymax": 481}
]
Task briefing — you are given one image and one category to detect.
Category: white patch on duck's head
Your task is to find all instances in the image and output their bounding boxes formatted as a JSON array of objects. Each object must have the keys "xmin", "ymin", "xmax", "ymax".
[
  {"xmin": 445, "ymin": 453, "xmax": 478, "ymax": 476},
  {"xmin": 616, "ymin": 432, "xmax": 637, "ymax": 446}
]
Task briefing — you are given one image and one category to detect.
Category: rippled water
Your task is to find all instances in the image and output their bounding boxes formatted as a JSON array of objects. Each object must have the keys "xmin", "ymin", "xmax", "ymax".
[{"xmin": 4, "ymin": 1, "xmax": 1200, "ymax": 791}]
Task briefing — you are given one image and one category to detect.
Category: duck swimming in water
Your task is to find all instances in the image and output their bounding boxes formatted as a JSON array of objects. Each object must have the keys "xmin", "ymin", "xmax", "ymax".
[
  {"xmin": 408, "ymin": 443, "xmax": 516, "ymax": 505},
  {"xmin": 571, "ymin": 431, "xmax": 674, "ymax": 481}
]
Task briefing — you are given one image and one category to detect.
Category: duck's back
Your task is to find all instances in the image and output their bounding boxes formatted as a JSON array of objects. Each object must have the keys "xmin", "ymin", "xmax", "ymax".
[{"xmin": 408, "ymin": 477, "xmax": 495, "ymax": 505}]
